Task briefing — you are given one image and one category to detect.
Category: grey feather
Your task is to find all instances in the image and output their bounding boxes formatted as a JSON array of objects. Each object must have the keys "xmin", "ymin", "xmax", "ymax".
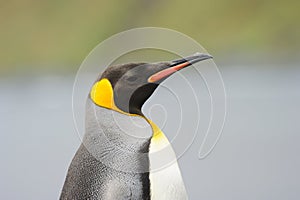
[{"xmin": 60, "ymin": 98, "xmax": 152, "ymax": 199}]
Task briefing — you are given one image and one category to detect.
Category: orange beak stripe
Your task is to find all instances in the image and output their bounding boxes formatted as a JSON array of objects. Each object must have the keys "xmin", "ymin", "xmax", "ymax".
[{"xmin": 147, "ymin": 62, "xmax": 190, "ymax": 83}]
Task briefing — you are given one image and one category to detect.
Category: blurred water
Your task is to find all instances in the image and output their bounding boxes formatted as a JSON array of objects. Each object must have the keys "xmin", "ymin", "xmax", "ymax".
[{"xmin": 0, "ymin": 65, "xmax": 299, "ymax": 200}]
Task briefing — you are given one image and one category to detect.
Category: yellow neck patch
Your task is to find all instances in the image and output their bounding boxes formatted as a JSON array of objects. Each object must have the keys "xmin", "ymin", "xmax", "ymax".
[
  {"xmin": 90, "ymin": 78, "xmax": 165, "ymax": 141},
  {"xmin": 147, "ymin": 119, "xmax": 166, "ymax": 141}
]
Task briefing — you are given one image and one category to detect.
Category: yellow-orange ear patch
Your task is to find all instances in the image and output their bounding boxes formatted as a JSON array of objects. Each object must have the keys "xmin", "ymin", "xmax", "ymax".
[
  {"xmin": 90, "ymin": 78, "xmax": 133, "ymax": 114},
  {"xmin": 90, "ymin": 78, "xmax": 115, "ymax": 109}
]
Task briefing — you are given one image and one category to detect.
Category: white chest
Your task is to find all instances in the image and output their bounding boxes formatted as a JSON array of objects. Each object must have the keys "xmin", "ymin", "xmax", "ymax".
[{"xmin": 149, "ymin": 133, "xmax": 188, "ymax": 200}]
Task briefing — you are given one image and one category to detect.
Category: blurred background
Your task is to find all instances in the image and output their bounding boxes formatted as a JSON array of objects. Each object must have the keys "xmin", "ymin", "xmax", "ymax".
[{"xmin": 0, "ymin": 0, "xmax": 299, "ymax": 199}]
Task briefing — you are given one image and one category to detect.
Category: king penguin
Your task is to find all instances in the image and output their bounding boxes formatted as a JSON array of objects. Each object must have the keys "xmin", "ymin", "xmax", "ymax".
[{"xmin": 60, "ymin": 53, "xmax": 212, "ymax": 200}]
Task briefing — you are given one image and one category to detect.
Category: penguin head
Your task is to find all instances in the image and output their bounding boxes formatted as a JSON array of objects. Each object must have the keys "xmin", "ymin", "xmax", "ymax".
[{"xmin": 90, "ymin": 53, "xmax": 212, "ymax": 115}]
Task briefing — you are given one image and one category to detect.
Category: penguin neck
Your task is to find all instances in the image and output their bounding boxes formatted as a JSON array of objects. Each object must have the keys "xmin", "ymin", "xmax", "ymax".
[
  {"xmin": 84, "ymin": 99, "xmax": 153, "ymax": 172},
  {"xmin": 85, "ymin": 98, "xmax": 174, "ymax": 173}
]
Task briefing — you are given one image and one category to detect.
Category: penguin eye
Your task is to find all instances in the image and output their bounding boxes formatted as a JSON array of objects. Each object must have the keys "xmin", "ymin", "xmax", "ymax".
[{"xmin": 126, "ymin": 76, "xmax": 137, "ymax": 82}]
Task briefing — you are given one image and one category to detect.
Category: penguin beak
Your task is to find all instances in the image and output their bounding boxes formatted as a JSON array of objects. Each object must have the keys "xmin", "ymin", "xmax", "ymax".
[{"xmin": 148, "ymin": 53, "xmax": 213, "ymax": 83}]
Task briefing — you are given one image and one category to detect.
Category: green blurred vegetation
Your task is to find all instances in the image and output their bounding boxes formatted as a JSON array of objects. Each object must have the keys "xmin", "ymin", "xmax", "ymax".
[{"xmin": 0, "ymin": 0, "xmax": 299, "ymax": 74}]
